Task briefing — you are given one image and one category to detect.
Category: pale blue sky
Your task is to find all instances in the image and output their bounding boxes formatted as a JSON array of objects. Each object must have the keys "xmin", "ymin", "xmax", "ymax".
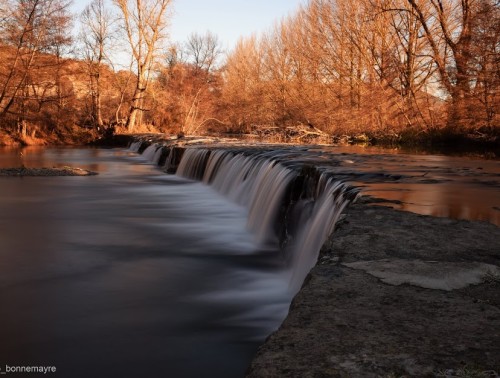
[
  {"xmin": 73, "ymin": 0, "xmax": 306, "ymax": 51},
  {"xmin": 170, "ymin": 0, "xmax": 306, "ymax": 50}
]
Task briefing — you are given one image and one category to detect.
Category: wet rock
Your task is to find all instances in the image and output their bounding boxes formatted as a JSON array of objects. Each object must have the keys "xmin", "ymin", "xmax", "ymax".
[{"xmin": 0, "ymin": 167, "xmax": 97, "ymax": 176}]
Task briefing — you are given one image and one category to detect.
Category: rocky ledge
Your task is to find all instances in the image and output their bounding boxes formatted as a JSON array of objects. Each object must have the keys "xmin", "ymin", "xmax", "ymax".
[
  {"xmin": 247, "ymin": 199, "xmax": 500, "ymax": 377},
  {"xmin": 0, "ymin": 167, "xmax": 97, "ymax": 176}
]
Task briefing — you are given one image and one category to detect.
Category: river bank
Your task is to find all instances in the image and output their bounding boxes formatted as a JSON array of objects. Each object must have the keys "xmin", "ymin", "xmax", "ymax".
[{"xmin": 246, "ymin": 198, "xmax": 500, "ymax": 377}]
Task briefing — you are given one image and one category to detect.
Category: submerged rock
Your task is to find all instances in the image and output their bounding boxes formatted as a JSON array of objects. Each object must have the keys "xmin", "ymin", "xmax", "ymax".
[{"xmin": 0, "ymin": 167, "xmax": 98, "ymax": 176}]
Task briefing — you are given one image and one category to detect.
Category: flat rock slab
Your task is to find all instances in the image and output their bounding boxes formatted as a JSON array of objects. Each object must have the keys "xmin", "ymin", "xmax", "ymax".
[
  {"xmin": 343, "ymin": 259, "xmax": 499, "ymax": 291},
  {"xmin": 247, "ymin": 203, "xmax": 500, "ymax": 377},
  {"xmin": 0, "ymin": 167, "xmax": 97, "ymax": 176}
]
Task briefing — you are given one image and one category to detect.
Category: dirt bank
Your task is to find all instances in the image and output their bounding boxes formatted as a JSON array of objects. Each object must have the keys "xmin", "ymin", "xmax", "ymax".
[{"xmin": 247, "ymin": 199, "xmax": 500, "ymax": 377}]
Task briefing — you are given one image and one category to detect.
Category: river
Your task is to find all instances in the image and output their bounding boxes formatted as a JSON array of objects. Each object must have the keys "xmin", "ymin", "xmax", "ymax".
[
  {"xmin": 0, "ymin": 145, "xmax": 498, "ymax": 377},
  {"xmin": 0, "ymin": 147, "xmax": 292, "ymax": 377}
]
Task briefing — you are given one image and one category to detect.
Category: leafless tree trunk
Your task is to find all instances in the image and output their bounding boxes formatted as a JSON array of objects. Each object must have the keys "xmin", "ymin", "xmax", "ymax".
[
  {"xmin": 80, "ymin": 0, "xmax": 114, "ymax": 129},
  {"xmin": 113, "ymin": 0, "xmax": 173, "ymax": 132},
  {"xmin": 406, "ymin": 0, "xmax": 477, "ymax": 128}
]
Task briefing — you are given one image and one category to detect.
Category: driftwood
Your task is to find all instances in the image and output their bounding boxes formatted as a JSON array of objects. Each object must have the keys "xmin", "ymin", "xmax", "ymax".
[{"xmin": 250, "ymin": 124, "xmax": 331, "ymax": 143}]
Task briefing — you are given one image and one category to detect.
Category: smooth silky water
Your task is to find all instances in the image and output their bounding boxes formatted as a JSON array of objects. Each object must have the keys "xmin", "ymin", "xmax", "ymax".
[
  {"xmin": 0, "ymin": 147, "xmax": 297, "ymax": 377},
  {"xmin": 1, "ymin": 144, "xmax": 499, "ymax": 377}
]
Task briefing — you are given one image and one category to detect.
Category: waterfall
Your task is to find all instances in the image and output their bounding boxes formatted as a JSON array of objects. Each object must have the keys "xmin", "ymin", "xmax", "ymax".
[
  {"xmin": 289, "ymin": 177, "xmax": 357, "ymax": 293},
  {"xmin": 152, "ymin": 145, "xmax": 164, "ymax": 165},
  {"xmin": 142, "ymin": 143, "xmax": 160, "ymax": 162},
  {"xmin": 129, "ymin": 140, "xmax": 360, "ymax": 293},
  {"xmin": 177, "ymin": 149, "xmax": 297, "ymax": 245},
  {"xmin": 129, "ymin": 140, "xmax": 142, "ymax": 152}
]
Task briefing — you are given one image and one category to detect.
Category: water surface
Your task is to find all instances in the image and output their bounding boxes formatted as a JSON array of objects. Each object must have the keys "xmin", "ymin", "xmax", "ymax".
[
  {"xmin": 0, "ymin": 147, "xmax": 290, "ymax": 377},
  {"xmin": 308, "ymin": 145, "xmax": 500, "ymax": 226}
]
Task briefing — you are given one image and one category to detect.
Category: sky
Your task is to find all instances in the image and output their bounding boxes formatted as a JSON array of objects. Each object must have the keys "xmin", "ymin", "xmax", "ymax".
[
  {"xmin": 73, "ymin": 0, "xmax": 307, "ymax": 52},
  {"xmin": 169, "ymin": 0, "xmax": 306, "ymax": 50}
]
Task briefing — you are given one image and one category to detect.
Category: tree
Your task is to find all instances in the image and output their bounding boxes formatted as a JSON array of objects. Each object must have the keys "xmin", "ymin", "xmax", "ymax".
[
  {"xmin": 360, "ymin": 0, "xmax": 434, "ymax": 129},
  {"xmin": 113, "ymin": 0, "xmax": 173, "ymax": 131},
  {"xmin": 180, "ymin": 31, "xmax": 223, "ymax": 133},
  {"xmin": 222, "ymin": 35, "xmax": 268, "ymax": 131},
  {"xmin": 0, "ymin": 0, "xmax": 73, "ymax": 136},
  {"xmin": 184, "ymin": 31, "xmax": 223, "ymax": 72},
  {"xmin": 220, "ymin": 0, "xmax": 446, "ymax": 137},
  {"xmin": 468, "ymin": 0, "xmax": 499, "ymax": 128},
  {"xmin": 153, "ymin": 32, "xmax": 224, "ymax": 135},
  {"xmin": 80, "ymin": 0, "xmax": 114, "ymax": 128},
  {"xmin": 406, "ymin": 0, "xmax": 482, "ymax": 128}
]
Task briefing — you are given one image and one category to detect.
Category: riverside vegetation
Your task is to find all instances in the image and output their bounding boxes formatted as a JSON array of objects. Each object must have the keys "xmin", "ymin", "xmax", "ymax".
[{"xmin": 0, "ymin": 0, "xmax": 498, "ymax": 155}]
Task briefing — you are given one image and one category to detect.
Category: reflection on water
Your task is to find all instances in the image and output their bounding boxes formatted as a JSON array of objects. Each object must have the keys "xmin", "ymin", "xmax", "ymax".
[
  {"xmin": 362, "ymin": 182, "xmax": 500, "ymax": 225},
  {"xmin": 306, "ymin": 145, "xmax": 500, "ymax": 226},
  {"xmin": 0, "ymin": 146, "xmax": 103, "ymax": 172}
]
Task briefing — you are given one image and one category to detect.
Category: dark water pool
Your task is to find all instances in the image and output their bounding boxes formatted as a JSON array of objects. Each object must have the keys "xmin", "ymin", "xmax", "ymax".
[{"xmin": 0, "ymin": 147, "xmax": 291, "ymax": 377}]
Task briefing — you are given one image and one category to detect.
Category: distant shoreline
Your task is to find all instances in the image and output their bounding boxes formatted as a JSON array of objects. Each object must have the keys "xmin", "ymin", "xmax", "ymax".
[
  {"xmin": 1, "ymin": 130, "xmax": 498, "ymax": 159},
  {"xmin": 101, "ymin": 132, "xmax": 500, "ymax": 159}
]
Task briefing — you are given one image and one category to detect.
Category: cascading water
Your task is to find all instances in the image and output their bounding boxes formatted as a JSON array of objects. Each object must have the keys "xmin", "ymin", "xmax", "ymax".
[
  {"xmin": 142, "ymin": 143, "xmax": 160, "ymax": 162},
  {"xmin": 129, "ymin": 140, "xmax": 142, "ymax": 152},
  {"xmin": 178, "ymin": 149, "xmax": 297, "ymax": 246},
  {"xmin": 289, "ymin": 177, "xmax": 357, "ymax": 290},
  {"xmin": 132, "ymin": 139, "xmax": 360, "ymax": 294}
]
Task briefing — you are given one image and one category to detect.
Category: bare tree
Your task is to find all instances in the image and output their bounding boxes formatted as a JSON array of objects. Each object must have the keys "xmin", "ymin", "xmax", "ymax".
[
  {"xmin": 469, "ymin": 0, "xmax": 499, "ymax": 128},
  {"xmin": 184, "ymin": 31, "xmax": 223, "ymax": 72},
  {"xmin": 155, "ymin": 32, "xmax": 224, "ymax": 135},
  {"xmin": 113, "ymin": 0, "xmax": 173, "ymax": 131},
  {"xmin": 0, "ymin": 0, "xmax": 72, "ymax": 135},
  {"xmin": 80, "ymin": 0, "xmax": 114, "ymax": 128},
  {"xmin": 45, "ymin": 0, "xmax": 73, "ymax": 116},
  {"xmin": 222, "ymin": 35, "xmax": 268, "ymax": 131},
  {"xmin": 405, "ymin": 0, "xmax": 479, "ymax": 128},
  {"xmin": 0, "ymin": 0, "xmax": 9, "ymax": 28}
]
